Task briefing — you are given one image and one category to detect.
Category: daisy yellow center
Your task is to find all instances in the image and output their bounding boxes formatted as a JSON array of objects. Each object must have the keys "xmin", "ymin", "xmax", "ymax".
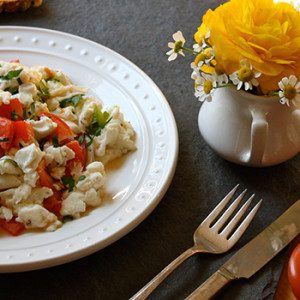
[
  {"xmin": 195, "ymin": 53, "xmax": 206, "ymax": 65},
  {"xmin": 284, "ymin": 84, "xmax": 297, "ymax": 100},
  {"xmin": 174, "ymin": 41, "xmax": 183, "ymax": 53},
  {"xmin": 238, "ymin": 67, "xmax": 253, "ymax": 82},
  {"xmin": 203, "ymin": 48, "xmax": 213, "ymax": 59},
  {"xmin": 203, "ymin": 80, "xmax": 213, "ymax": 94}
]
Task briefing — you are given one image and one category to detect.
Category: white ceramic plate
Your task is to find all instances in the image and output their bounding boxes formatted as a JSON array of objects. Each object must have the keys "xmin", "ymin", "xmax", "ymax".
[{"xmin": 0, "ymin": 26, "xmax": 178, "ymax": 272}]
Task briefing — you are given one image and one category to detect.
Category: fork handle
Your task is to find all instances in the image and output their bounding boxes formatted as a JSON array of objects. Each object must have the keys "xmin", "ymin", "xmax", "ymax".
[
  {"xmin": 130, "ymin": 247, "xmax": 199, "ymax": 300},
  {"xmin": 185, "ymin": 269, "xmax": 235, "ymax": 300}
]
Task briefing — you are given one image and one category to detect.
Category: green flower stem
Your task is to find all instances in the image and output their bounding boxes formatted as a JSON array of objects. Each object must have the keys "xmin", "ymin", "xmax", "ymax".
[
  {"xmin": 180, "ymin": 46, "xmax": 196, "ymax": 55},
  {"xmin": 217, "ymin": 83, "xmax": 234, "ymax": 89}
]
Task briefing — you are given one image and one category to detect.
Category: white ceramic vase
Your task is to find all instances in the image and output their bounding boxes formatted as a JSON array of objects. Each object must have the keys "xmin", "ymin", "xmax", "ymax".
[{"xmin": 198, "ymin": 87, "xmax": 300, "ymax": 167}]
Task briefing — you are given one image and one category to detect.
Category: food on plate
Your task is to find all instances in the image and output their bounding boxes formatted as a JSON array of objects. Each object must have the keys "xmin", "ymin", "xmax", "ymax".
[
  {"xmin": 0, "ymin": 60, "xmax": 136, "ymax": 235},
  {"xmin": 288, "ymin": 243, "xmax": 300, "ymax": 300},
  {"xmin": 0, "ymin": 0, "xmax": 42, "ymax": 13}
]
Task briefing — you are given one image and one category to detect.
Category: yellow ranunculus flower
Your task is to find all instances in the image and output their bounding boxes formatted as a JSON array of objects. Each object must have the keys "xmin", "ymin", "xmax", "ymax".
[{"xmin": 195, "ymin": 0, "xmax": 300, "ymax": 93}]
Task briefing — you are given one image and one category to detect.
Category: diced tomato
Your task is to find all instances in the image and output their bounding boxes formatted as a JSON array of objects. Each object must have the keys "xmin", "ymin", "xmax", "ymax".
[
  {"xmin": 37, "ymin": 159, "xmax": 54, "ymax": 188},
  {"xmin": 36, "ymin": 159, "xmax": 62, "ymax": 216},
  {"xmin": 13, "ymin": 121, "xmax": 34, "ymax": 147},
  {"xmin": 43, "ymin": 190, "xmax": 62, "ymax": 216},
  {"xmin": 0, "ymin": 98, "xmax": 23, "ymax": 121},
  {"xmin": 0, "ymin": 218, "xmax": 25, "ymax": 236},
  {"xmin": 0, "ymin": 117, "xmax": 14, "ymax": 150},
  {"xmin": 9, "ymin": 59, "xmax": 20, "ymax": 63},
  {"xmin": 65, "ymin": 140, "xmax": 87, "ymax": 175},
  {"xmin": 44, "ymin": 67, "xmax": 55, "ymax": 78},
  {"xmin": 41, "ymin": 113, "xmax": 73, "ymax": 144},
  {"xmin": 66, "ymin": 140, "xmax": 86, "ymax": 165}
]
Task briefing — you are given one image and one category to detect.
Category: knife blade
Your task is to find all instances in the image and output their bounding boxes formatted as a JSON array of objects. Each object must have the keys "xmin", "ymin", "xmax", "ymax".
[{"xmin": 186, "ymin": 199, "xmax": 300, "ymax": 300}]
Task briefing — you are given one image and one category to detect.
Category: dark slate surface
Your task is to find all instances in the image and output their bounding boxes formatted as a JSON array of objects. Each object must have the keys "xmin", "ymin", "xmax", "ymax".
[{"xmin": 0, "ymin": 0, "xmax": 299, "ymax": 299}]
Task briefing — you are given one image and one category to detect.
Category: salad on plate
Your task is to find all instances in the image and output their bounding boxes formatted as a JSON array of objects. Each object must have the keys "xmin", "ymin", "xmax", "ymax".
[{"xmin": 0, "ymin": 60, "xmax": 136, "ymax": 236}]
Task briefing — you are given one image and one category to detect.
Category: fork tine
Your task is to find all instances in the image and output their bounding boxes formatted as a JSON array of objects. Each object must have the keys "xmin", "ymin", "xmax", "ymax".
[
  {"xmin": 201, "ymin": 184, "xmax": 239, "ymax": 226},
  {"xmin": 228, "ymin": 199, "xmax": 262, "ymax": 245},
  {"xmin": 221, "ymin": 194, "xmax": 255, "ymax": 237},
  {"xmin": 212, "ymin": 189, "xmax": 247, "ymax": 231}
]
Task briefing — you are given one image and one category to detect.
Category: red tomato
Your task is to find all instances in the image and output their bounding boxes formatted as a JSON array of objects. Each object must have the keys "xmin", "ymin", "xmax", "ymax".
[
  {"xmin": 65, "ymin": 140, "xmax": 86, "ymax": 175},
  {"xmin": 0, "ymin": 98, "xmax": 23, "ymax": 120},
  {"xmin": 288, "ymin": 243, "xmax": 300, "ymax": 300},
  {"xmin": 36, "ymin": 159, "xmax": 54, "ymax": 188},
  {"xmin": 0, "ymin": 117, "xmax": 14, "ymax": 150},
  {"xmin": 43, "ymin": 190, "xmax": 62, "ymax": 216},
  {"xmin": 13, "ymin": 121, "xmax": 34, "ymax": 147},
  {"xmin": 36, "ymin": 160, "xmax": 62, "ymax": 216},
  {"xmin": 0, "ymin": 218, "xmax": 25, "ymax": 236},
  {"xmin": 41, "ymin": 113, "xmax": 73, "ymax": 144},
  {"xmin": 9, "ymin": 59, "xmax": 20, "ymax": 63}
]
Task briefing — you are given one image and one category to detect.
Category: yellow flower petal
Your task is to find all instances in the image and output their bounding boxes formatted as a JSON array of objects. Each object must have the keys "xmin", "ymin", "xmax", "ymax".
[{"xmin": 195, "ymin": 0, "xmax": 300, "ymax": 93}]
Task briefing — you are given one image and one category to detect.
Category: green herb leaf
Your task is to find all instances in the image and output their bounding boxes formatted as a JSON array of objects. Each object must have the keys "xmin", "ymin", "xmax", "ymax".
[
  {"xmin": 78, "ymin": 175, "xmax": 86, "ymax": 181},
  {"xmin": 28, "ymin": 102, "xmax": 36, "ymax": 120},
  {"xmin": 0, "ymin": 137, "xmax": 9, "ymax": 142},
  {"xmin": 60, "ymin": 94, "xmax": 83, "ymax": 108},
  {"xmin": 85, "ymin": 107, "xmax": 111, "ymax": 147},
  {"xmin": 62, "ymin": 176, "xmax": 75, "ymax": 192},
  {"xmin": 77, "ymin": 135, "xmax": 85, "ymax": 145},
  {"xmin": 0, "ymin": 69, "xmax": 23, "ymax": 81},
  {"xmin": 11, "ymin": 110, "xmax": 19, "ymax": 120},
  {"xmin": 93, "ymin": 106, "xmax": 111, "ymax": 129},
  {"xmin": 47, "ymin": 77, "xmax": 60, "ymax": 83},
  {"xmin": 52, "ymin": 135, "xmax": 59, "ymax": 147},
  {"xmin": 23, "ymin": 109, "xmax": 27, "ymax": 119},
  {"xmin": 38, "ymin": 79, "xmax": 50, "ymax": 99}
]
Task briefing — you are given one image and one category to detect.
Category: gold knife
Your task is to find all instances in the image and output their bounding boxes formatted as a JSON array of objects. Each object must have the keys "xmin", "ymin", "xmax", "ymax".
[{"xmin": 186, "ymin": 200, "xmax": 300, "ymax": 300}]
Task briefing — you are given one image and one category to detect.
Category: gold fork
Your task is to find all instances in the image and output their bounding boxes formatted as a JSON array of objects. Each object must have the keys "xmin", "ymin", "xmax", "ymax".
[{"xmin": 130, "ymin": 185, "xmax": 262, "ymax": 300}]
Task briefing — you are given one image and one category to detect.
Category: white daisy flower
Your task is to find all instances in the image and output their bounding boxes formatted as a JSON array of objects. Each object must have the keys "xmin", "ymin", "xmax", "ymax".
[
  {"xmin": 166, "ymin": 31, "xmax": 186, "ymax": 61},
  {"xmin": 190, "ymin": 52, "xmax": 206, "ymax": 71},
  {"xmin": 190, "ymin": 60, "xmax": 204, "ymax": 71},
  {"xmin": 278, "ymin": 75, "xmax": 300, "ymax": 106},
  {"xmin": 229, "ymin": 61, "xmax": 261, "ymax": 91},
  {"xmin": 194, "ymin": 73, "xmax": 216, "ymax": 102},
  {"xmin": 199, "ymin": 30, "xmax": 211, "ymax": 49},
  {"xmin": 193, "ymin": 43, "xmax": 202, "ymax": 53},
  {"xmin": 203, "ymin": 47, "xmax": 215, "ymax": 64},
  {"xmin": 213, "ymin": 73, "xmax": 229, "ymax": 87}
]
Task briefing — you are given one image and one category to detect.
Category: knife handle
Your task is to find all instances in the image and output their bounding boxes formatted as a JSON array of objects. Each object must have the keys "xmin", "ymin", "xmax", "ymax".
[{"xmin": 186, "ymin": 269, "xmax": 235, "ymax": 300}]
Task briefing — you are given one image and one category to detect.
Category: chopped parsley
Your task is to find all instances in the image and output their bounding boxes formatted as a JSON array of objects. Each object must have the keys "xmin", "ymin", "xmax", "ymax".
[
  {"xmin": 86, "ymin": 107, "xmax": 111, "ymax": 147},
  {"xmin": 23, "ymin": 108, "xmax": 27, "ymax": 119},
  {"xmin": 78, "ymin": 175, "xmax": 86, "ymax": 181},
  {"xmin": 47, "ymin": 77, "xmax": 60, "ymax": 83},
  {"xmin": 11, "ymin": 110, "xmax": 19, "ymax": 120},
  {"xmin": 29, "ymin": 102, "xmax": 36, "ymax": 119},
  {"xmin": 37, "ymin": 79, "xmax": 50, "ymax": 99},
  {"xmin": 77, "ymin": 134, "xmax": 85, "ymax": 145},
  {"xmin": 52, "ymin": 135, "xmax": 59, "ymax": 147},
  {"xmin": 0, "ymin": 69, "xmax": 23, "ymax": 81},
  {"xmin": 62, "ymin": 176, "xmax": 75, "ymax": 192},
  {"xmin": 0, "ymin": 137, "xmax": 9, "ymax": 142},
  {"xmin": 59, "ymin": 94, "xmax": 83, "ymax": 108}
]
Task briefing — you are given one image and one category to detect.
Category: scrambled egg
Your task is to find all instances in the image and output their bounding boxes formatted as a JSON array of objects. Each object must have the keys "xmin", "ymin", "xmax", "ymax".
[{"xmin": 0, "ymin": 60, "xmax": 136, "ymax": 234}]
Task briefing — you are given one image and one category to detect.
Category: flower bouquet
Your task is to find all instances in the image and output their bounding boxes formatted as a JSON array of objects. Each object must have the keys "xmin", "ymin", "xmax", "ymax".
[
  {"xmin": 167, "ymin": 0, "xmax": 300, "ymax": 166},
  {"xmin": 167, "ymin": 0, "xmax": 300, "ymax": 107}
]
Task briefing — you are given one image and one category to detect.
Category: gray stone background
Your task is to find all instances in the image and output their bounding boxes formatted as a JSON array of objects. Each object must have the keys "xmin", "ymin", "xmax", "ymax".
[{"xmin": 0, "ymin": 0, "xmax": 299, "ymax": 299}]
